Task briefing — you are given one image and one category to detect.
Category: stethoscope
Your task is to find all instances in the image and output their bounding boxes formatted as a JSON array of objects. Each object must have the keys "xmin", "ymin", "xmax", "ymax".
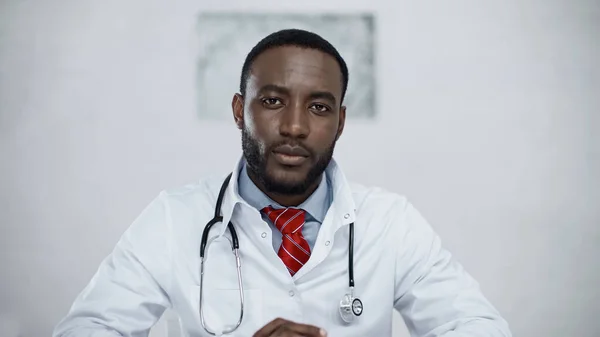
[{"xmin": 198, "ymin": 173, "xmax": 363, "ymax": 336}]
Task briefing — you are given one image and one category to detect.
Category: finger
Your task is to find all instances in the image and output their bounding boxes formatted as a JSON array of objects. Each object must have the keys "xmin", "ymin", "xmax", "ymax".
[
  {"xmin": 253, "ymin": 317, "xmax": 290, "ymax": 337},
  {"xmin": 274, "ymin": 321, "xmax": 327, "ymax": 337}
]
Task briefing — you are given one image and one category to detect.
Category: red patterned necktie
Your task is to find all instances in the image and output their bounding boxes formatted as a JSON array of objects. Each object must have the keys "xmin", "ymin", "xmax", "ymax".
[{"xmin": 262, "ymin": 206, "xmax": 310, "ymax": 276}]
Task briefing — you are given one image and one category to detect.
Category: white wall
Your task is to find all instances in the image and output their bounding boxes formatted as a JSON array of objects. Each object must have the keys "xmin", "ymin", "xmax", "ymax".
[{"xmin": 1, "ymin": 0, "xmax": 599, "ymax": 336}]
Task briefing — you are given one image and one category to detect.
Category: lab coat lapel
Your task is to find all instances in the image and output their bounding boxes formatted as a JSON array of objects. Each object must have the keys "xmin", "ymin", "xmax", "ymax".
[{"xmin": 293, "ymin": 158, "xmax": 356, "ymax": 280}]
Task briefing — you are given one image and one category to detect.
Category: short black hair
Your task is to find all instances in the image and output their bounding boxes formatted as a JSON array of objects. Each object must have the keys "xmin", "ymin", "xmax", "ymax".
[{"xmin": 239, "ymin": 28, "xmax": 349, "ymax": 104}]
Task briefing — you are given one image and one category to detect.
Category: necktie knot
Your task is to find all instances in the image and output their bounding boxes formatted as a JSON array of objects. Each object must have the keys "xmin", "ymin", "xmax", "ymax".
[
  {"xmin": 261, "ymin": 205, "xmax": 311, "ymax": 276},
  {"xmin": 261, "ymin": 206, "xmax": 306, "ymax": 235}
]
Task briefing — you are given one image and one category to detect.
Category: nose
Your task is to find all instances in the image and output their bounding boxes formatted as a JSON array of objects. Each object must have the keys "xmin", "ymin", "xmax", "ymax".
[{"xmin": 279, "ymin": 101, "xmax": 309, "ymax": 139}]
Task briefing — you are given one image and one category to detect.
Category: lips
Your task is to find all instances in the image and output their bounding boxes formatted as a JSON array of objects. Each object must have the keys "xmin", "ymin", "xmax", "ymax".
[
  {"xmin": 272, "ymin": 144, "xmax": 310, "ymax": 157},
  {"xmin": 272, "ymin": 144, "xmax": 309, "ymax": 166}
]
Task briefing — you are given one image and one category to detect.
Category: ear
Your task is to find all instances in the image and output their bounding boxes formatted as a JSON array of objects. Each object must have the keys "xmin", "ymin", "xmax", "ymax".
[
  {"xmin": 232, "ymin": 93, "xmax": 245, "ymax": 130},
  {"xmin": 336, "ymin": 105, "xmax": 346, "ymax": 140}
]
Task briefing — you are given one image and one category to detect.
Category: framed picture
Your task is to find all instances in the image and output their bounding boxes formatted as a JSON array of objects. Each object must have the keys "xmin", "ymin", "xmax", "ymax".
[{"xmin": 195, "ymin": 12, "xmax": 376, "ymax": 120}]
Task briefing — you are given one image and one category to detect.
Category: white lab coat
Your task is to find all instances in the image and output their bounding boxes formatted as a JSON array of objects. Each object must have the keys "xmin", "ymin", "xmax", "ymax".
[{"xmin": 53, "ymin": 157, "xmax": 512, "ymax": 337}]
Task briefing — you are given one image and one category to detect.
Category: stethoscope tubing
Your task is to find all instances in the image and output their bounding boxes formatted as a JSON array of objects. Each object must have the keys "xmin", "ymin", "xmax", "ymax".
[{"xmin": 198, "ymin": 172, "xmax": 360, "ymax": 334}]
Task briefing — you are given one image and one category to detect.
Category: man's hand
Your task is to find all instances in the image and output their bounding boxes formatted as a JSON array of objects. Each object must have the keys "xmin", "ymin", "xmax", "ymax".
[{"xmin": 252, "ymin": 318, "xmax": 327, "ymax": 337}]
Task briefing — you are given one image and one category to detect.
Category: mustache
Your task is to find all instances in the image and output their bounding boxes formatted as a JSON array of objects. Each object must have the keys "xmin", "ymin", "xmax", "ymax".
[{"xmin": 268, "ymin": 140, "xmax": 312, "ymax": 155}]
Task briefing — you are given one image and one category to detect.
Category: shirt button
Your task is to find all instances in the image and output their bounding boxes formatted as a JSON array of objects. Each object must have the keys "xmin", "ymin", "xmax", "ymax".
[
  {"xmin": 325, "ymin": 241, "xmax": 331, "ymax": 246},
  {"xmin": 344, "ymin": 213, "xmax": 350, "ymax": 219},
  {"xmin": 289, "ymin": 290, "xmax": 295, "ymax": 297},
  {"xmin": 261, "ymin": 232, "xmax": 267, "ymax": 238}
]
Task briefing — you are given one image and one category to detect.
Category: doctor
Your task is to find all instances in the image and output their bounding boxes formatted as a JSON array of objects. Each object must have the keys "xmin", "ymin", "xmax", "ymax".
[{"xmin": 53, "ymin": 28, "xmax": 512, "ymax": 337}]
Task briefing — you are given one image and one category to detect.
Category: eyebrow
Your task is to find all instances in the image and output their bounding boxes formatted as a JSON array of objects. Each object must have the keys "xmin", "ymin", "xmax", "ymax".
[
  {"xmin": 258, "ymin": 84, "xmax": 337, "ymax": 105},
  {"xmin": 259, "ymin": 84, "xmax": 290, "ymax": 96},
  {"xmin": 308, "ymin": 91, "xmax": 337, "ymax": 105}
]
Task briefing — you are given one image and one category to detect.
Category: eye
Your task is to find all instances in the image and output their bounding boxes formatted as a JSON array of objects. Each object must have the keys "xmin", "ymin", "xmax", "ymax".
[
  {"xmin": 310, "ymin": 103, "xmax": 331, "ymax": 113},
  {"xmin": 262, "ymin": 97, "xmax": 283, "ymax": 106}
]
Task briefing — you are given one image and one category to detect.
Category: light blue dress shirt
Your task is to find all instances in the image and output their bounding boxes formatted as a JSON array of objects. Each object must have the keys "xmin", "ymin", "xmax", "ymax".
[{"xmin": 237, "ymin": 162, "xmax": 332, "ymax": 251}]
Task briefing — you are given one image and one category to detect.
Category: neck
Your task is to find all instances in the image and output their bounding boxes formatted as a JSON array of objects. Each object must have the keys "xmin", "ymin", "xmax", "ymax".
[{"xmin": 247, "ymin": 169, "xmax": 320, "ymax": 207}]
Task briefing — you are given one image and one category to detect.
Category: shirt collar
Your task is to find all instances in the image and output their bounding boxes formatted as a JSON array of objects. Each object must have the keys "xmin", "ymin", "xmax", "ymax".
[
  {"xmin": 217, "ymin": 155, "xmax": 356, "ymax": 237},
  {"xmin": 237, "ymin": 161, "xmax": 329, "ymax": 222}
]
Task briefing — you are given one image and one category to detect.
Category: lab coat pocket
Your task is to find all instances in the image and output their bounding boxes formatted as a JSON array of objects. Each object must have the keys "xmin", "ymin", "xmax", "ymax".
[{"xmin": 190, "ymin": 286, "xmax": 264, "ymax": 336}]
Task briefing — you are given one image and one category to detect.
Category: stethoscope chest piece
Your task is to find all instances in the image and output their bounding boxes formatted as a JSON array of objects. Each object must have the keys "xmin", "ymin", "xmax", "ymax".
[
  {"xmin": 351, "ymin": 298, "xmax": 363, "ymax": 316},
  {"xmin": 339, "ymin": 293, "xmax": 363, "ymax": 323}
]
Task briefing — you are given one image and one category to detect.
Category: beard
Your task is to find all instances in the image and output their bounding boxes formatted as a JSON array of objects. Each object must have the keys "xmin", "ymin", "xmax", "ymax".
[{"xmin": 241, "ymin": 128, "xmax": 336, "ymax": 195}]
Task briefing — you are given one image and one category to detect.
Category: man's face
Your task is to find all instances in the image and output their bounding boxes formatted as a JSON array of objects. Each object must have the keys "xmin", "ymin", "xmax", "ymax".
[{"xmin": 233, "ymin": 46, "xmax": 346, "ymax": 195}]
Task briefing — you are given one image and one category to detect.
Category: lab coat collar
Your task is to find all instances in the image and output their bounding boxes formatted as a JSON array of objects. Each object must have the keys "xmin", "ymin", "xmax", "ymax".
[
  {"xmin": 216, "ymin": 155, "xmax": 356, "ymax": 237},
  {"xmin": 323, "ymin": 157, "xmax": 357, "ymax": 227}
]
